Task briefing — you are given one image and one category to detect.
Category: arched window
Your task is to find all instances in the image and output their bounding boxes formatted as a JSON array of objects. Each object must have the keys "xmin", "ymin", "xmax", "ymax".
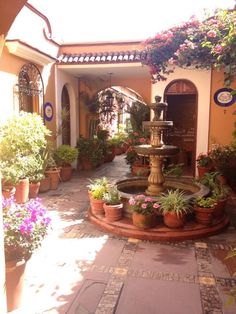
[
  {"xmin": 61, "ymin": 85, "xmax": 71, "ymax": 145},
  {"xmin": 18, "ymin": 63, "xmax": 44, "ymax": 114}
]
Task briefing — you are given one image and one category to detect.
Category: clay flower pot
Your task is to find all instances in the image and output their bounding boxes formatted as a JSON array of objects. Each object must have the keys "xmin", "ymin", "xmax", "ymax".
[
  {"xmin": 194, "ymin": 206, "xmax": 214, "ymax": 225},
  {"xmin": 163, "ymin": 212, "xmax": 186, "ymax": 228},
  {"xmin": 29, "ymin": 182, "xmax": 40, "ymax": 198},
  {"xmin": 60, "ymin": 165, "xmax": 73, "ymax": 182},
  {"xmin": 5, "ymin": 258, "xmax": 27, "ymax": 312},
  {"xmin": 45, "ymin": 168, "xmax": 60, "ymax": 190},
  {"xmin": 88, "ymin": 192, "xmax": 105, "ymax": 216},
  {"xmin": 132, "ymin": 212, "xmax": 157, "ymax": 229},
  {"xmin": 2, "ymin": 185, "xmax": 16, "ymax": 199},
  {"xmin": 39, "ymin": 176, "xmax": 50, "ymax": 193},
  {"xmin": 213, "ymin": 198, "xmax": 227, "ymax": 218},
  {"xmin": 197, "ymin": 166, "xmax": 213, "ymax": 179},
  {"xmin": 15, "ymin": 178, "xmax": 29, "ymax": 204},
  {"xmin": 103, "ymin": 203, "xmax": 123, "ymax": 222}
]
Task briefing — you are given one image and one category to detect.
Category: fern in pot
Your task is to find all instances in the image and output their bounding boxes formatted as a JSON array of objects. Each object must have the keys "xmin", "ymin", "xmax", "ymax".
[{"xmin": 158, "ymin": 189, "xmax": 192, "ymax": 228}]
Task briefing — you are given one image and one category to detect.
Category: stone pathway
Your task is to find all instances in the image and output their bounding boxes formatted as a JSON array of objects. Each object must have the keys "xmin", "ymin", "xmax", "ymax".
[{"xmin": 19, "ymin": 155, "xmax": 236, "ymax": 314}]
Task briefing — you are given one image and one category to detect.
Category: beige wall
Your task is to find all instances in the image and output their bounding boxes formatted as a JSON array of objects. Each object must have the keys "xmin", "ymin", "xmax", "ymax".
[
  {"xmin": 152, "ymin": 66, "xmax": 212, "ymax": 161},
  {"xmin": 209, "ymin": 69, "xmax": 236, "ymax": 147}
]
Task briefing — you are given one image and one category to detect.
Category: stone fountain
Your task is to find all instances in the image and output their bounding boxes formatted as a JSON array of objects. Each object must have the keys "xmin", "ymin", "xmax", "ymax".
[
  {"xmin": 134, "ymin": 95, "xmax": 179, "ymax": 195},
  {"xmin": 117, "ymin": 96, "xmax": 208, "ymax": 217},
  {"xmin": 89, "ymin": 96, "xmax": 229, "ymax": 241}
]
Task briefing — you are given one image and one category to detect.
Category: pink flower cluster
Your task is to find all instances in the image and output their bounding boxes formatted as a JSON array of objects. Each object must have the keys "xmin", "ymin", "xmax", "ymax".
[{"xmin": 129, "ymin": 194, "xmax": 160, "ymax": 215}]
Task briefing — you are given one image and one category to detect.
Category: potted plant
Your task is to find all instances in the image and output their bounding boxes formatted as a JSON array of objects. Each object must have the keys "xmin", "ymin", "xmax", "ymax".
[
  {"xmin": 0, "ymin": 111, "xmax": 51, "ymax": 202},
  {"xmin": 194, "ymin": 196, "xmax": 217, "ymax": 225},
  {"xmin": 129, "ymin": 194, "xmax": 160, "ymax": 229},
  {"xmin": 2, "ymin": 197, "xmax": 51, "ymax": 312},
  {"xmin": 87, "ymin": 177, "xmax": 109, "ymax": 215},
  {"xmin": 196, "ymin": 153, "xmax": 213, "ymax": 178},
  {"xmin": 45, "ymin": 155, "xmax": 61, "ymax": 190},
  {"xmin": 158, "ymin": 189, "xmax": 192, "ymax": 228},
  {"xmin": 103, "ymin": 185, "xmax": 123, "ymax": 222},
  {"xmin": 212, "ymin": 184, "xmax": 229, "ymax": 218},
  {"xmin": 54, "ymin": 144, "xmax": 79, "ymax": 181}
]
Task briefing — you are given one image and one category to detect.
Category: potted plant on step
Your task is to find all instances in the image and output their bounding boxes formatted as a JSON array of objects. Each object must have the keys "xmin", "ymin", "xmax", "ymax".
[
  {"xmin": 212, "ymin": 183, "xmax": 229, "ymax": 218},
  {"xmin": 87, "ymin": 177, "xmax": 109, "ymax": 215},
  {"xmin": 194, "ymin": 196, "xmax": 217, "ymax": 225},
  {"xmin": 54, "ymin": 144, "xmax": 79, "ymax": 181},
  {"xmin": 2, "ymin": 197, "xmax": 51, "ymax": 312},
  {"xmin": 103, "ymin": 185, "xmax": 123, "ymax": 222},
  {"xmin": 196, "ymin": 153, "xmax": 213, "ymax": 178},
  {"xmin": 129, "ymin": 194, "xmax": 160, "ymax": 229},
  {"xmin": 158, "ymin": 189, "xmax": 192, "ymax": 228}
]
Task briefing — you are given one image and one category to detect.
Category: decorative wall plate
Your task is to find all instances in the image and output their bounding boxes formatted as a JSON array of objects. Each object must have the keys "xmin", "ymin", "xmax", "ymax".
[
  {"xmin": 44, "ymin": 102, "xmax": 53, "ymax": 121},
  {"xmin": 214, "ymin": 88, "xmax": 235, "ymax": 107}
]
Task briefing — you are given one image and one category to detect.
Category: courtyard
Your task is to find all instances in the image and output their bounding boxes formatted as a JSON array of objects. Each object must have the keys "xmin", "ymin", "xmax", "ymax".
[{"xmin": 18, "ymin": 155, "xmax": 236, "ymax": 314}]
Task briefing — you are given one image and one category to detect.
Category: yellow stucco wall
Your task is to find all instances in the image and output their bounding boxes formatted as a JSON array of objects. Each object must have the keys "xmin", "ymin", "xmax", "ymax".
[{"xmin": 209, "ymin": 69, "xmax": 236, "ymax": 147}]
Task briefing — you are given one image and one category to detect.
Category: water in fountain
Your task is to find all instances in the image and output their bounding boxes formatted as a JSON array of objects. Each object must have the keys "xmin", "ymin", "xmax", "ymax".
[{"xmin": 116, "ymin": 96, "xmax": 208, "ymax": 217}]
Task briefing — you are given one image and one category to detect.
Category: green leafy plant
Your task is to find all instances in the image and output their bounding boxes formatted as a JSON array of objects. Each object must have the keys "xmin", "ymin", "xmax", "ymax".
[
  {"xmin": 128, "ymin": 194, "xmax": 160, "ymax": 215},
  {"xmin": 194, "ymin": 196, "xmax": 217, "ymax": 208},
  {"xmin": 103, "ymin": 185, "xmax": 121, "ymax": 205},
  {"xmin": 2, "ymin": 197, "xmax": 51, "ymax": 262},
  {"xmin": 164, "ymin": 163, "xmax": 184, "ymax": 178},
  {"xmin": 54, "ymin": 145, "xmax": 79, "ymax": 166},
  {"xmin": 158, "ymin": 189, "xmax": 192, "ymax": 217},
  {"xmin": 196, "ymin": 153, "xmax": 212, "ymax": 167},
  {"xmin": 87, "ymin": 177, "xmax": 109, "ymax": 200},
  {"xmin": 0, "ymin": 111, "xmax": 51, "ymax": 184}
]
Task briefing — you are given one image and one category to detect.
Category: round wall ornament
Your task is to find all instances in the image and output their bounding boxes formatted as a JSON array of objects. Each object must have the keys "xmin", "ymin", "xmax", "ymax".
[
  {"xmin": 213, "ymin": 88, "xmax": 235, "ymax": 107},
  {"xmin": 43, "ymin": 102, "xmax": 53, "ymax": 121}
]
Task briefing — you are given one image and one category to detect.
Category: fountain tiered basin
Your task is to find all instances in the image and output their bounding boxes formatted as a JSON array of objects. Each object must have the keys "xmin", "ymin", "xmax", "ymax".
[{"xmin": 89, "ymin": 96, "xmax": 229, "ymax": 241}]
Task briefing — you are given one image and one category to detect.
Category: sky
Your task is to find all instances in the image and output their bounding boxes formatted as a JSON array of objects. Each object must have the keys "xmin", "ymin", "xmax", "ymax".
[{"xmin": 29, "ymin": 0, "xmax": 235, "ymax": 43}]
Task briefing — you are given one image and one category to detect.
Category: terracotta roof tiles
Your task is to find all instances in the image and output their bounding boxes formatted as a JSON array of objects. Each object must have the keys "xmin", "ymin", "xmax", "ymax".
[{"xmin": 57, "ymin": 50, "xmax": 147, "ymax": 64}]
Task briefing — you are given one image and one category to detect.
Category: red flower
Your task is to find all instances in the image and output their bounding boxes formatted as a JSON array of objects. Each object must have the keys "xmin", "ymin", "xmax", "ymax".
[{"xmin": 207, "ymin": 30, "xmax": 217, "ymax": 38}]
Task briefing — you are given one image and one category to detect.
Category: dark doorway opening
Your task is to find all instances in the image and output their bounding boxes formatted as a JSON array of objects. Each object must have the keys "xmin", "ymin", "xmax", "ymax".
[{"xmin": 164, "ymin": 80, "xmax": 197, "ymax": 176}]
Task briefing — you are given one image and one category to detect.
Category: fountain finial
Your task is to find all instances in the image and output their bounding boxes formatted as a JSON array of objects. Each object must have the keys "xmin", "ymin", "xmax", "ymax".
[{"xmin": 149, "ymin": 95, "xmax": 168, "ymax": 122}]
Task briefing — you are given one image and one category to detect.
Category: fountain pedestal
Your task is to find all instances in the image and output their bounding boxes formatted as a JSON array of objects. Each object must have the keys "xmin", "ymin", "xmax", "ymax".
[{"xmin": 146, "ymin": 156, "xmax": 165, "ymax": 195}]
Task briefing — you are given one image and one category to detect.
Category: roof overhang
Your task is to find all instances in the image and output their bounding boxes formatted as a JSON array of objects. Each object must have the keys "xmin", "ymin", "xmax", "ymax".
[
  {"xmin": 5, "ymin": 40, "xmax": 56, "ymax": 66},
  {"xmin": 57, "ymin": 62, "xmax": 150, "ymax": 79}
]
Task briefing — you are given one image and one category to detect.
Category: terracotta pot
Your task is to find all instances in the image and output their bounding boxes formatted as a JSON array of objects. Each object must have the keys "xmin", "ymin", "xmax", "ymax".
[
  {"xmin": 29, "ymin": 182, "xmax": 40, "ymax": 198},
  {"xmin": 89, "ymin": 195, "xmax": 105, "ymax": 215},
  {"xmin": 163, "ymin": 212, "xmax": 186, "ymax": 228},
  {"xmin": 103, "ymin": 203, "xmax": 123, "ymax": 222},
  {"xmin": 15, "ymin": 178, "xmax": 29, "ymax": 204},
  {"xmin": 194, "ymin": 206, "xmax": 214, "ymax": 225},
  {"xmin": 132, "ymin": 212, "xmax": 157, "ymax": 229},
  {"xmin": 45, "ymin": 168, "xmax": 60, "ymax": 190},
  {"xmin": 39, "ymin": 176, "xmax": 50, "ymax": 193},
  {"xmin": 2, "ymin": 185, "xmax": 16, "ymax": 199},
  {"xmin": 213, "ymin": 198, "xmax": 227, "ymax": 218},
  {"xmin": 197, "ymin": 166, "xmax": 212, "ymax": 179},
  {"xmin": 5, "ymin": 259, "xmax": 27, "ymax": 312},
  {"xmin": 60, "ymin": 165, "xmax": 72, "ymax": 181},
  {"xmin": 82, "ymin": 160, "xmax": 93, "ymax": 170}
]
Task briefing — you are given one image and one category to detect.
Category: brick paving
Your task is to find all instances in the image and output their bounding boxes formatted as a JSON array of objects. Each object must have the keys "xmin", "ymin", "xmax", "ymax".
[{"xmin": 17, "ymin": 155, "xmax": 236, "ymax": 314}]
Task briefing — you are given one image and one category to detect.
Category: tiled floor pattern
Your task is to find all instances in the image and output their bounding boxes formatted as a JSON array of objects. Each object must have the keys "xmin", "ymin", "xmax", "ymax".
[{"xmin": 17, "ymin": 155, "xmax": 236, "ymax": 314}]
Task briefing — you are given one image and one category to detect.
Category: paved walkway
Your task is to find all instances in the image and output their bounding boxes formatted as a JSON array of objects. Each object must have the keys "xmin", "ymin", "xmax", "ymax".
[{"xmin": 19, "ymin": 155, "xmax": 236, "ymax": 314}]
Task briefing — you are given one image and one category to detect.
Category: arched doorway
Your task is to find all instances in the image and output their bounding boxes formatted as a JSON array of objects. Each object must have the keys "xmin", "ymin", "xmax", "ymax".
[
  {"xmin": 61, "ymin": 85, "xmax": 71, "ymax": 145},
  {"xmin": 164, "ymin": 79, "xmax": 197, "ymax": 176}
]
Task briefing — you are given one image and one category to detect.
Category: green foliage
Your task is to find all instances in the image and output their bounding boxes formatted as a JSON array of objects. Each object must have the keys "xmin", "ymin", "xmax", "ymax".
[
  {"xmin": 158, "ymin": 189, "xmax": 192, "ymax": 217},
  {"xmin": 0, "ymin": 112, "xmax": 51, "ymax": 184},
  {"xmin": 54, "ymin": 145, "xmax": 79, "ymax": 166},
  {"xmin": 125, "ymin": 101, "xmax": 150, "ymax": 132},
  {"xmin": 103, "ymin": 185, "xmax": 121, "ymax": 205},
  {"xmin": 164, "ymin": 163, "xmax": 184, "ymax": 178},
  {"xmin": 87, "ymin": 177, "xmax": 109, "ymax": 200},
  {"xmin": 194, "ymin": 196, "xmax": 217, "ymax": 208},
  {"xmin": 196, "ymin": 153, "xmax": 212, "ymax": 167}
]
